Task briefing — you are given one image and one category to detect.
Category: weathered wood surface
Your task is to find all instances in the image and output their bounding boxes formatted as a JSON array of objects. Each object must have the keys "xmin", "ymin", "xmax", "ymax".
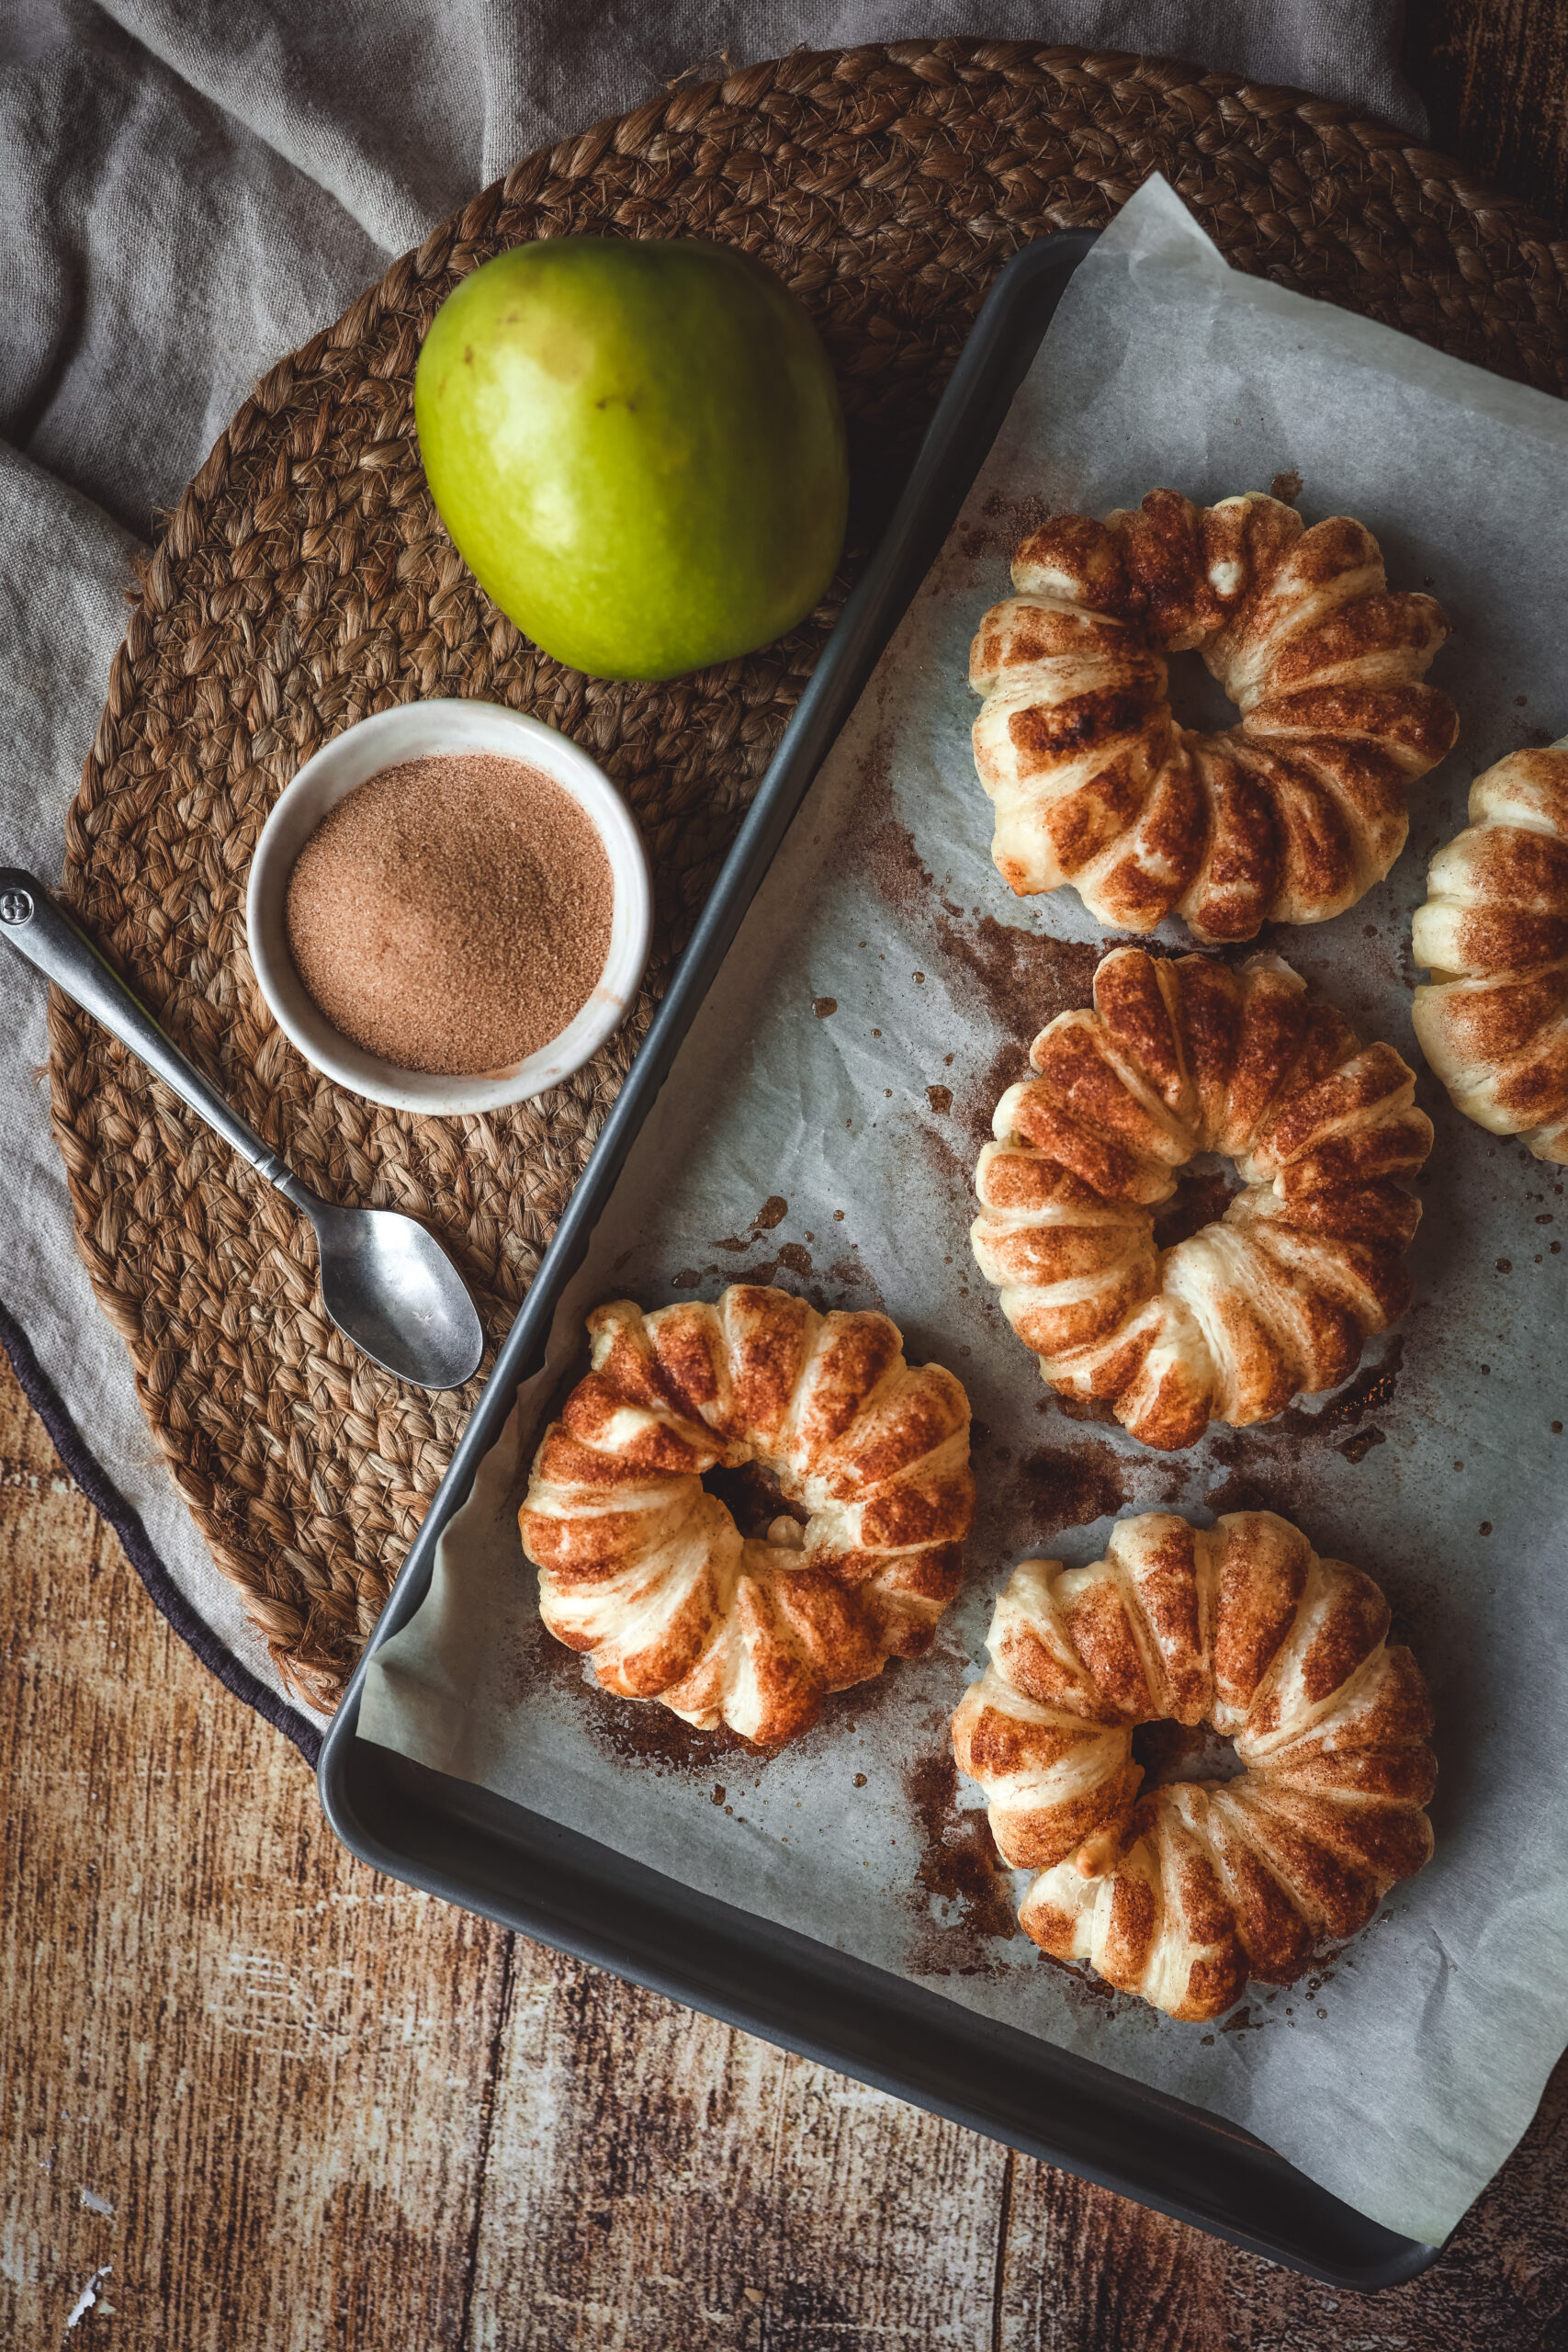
[
  {"xmin": 10, "ymin": 6, "xmax": 1568, "ymax": 2342},
  {"xmin": 6, "ymin": 1346, "xmax": 1568, "ymax": 2347},
  {"xmin": 1406, "ymin": 0, "xmax": 1568, "ymax": 229}
]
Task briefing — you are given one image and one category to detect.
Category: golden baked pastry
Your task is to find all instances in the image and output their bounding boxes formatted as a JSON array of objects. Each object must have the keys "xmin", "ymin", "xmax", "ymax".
[
  {"xmin": 1412, "ymin": 737, "xmax": 1568, "ymax": 1161},
  {"xmin": 952, "ymin": 1510, "xmax": 1435, "ymax": 2021},
  {"xmin": 519, "ymin": 1284, "xmax": 976, "ymax": 1746},
  {"xmin": 970, "ymin": 488, "xmax": 1457, "ymax": 941},
  {"xmin": 971, "ymin": 945, "xmax": 1431, "ymax": 1449}
]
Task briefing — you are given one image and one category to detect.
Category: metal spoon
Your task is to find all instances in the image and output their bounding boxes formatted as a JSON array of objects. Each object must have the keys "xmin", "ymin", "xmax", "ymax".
[{"xmin": 0, "ymin": 867, "xmax": 484, "ymax": 1391}]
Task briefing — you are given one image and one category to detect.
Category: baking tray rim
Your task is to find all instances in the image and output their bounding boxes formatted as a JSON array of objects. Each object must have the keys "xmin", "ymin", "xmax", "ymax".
[{"xmin": 318, "ymin": 227, "xmax": 1439, "ymax": 2289}]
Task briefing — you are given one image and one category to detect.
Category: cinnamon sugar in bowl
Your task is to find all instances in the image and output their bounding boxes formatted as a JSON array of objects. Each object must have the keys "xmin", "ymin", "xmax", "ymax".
[{"xmin": 246, "ymin": 701, "xmax": 650, "ymax": 1114}]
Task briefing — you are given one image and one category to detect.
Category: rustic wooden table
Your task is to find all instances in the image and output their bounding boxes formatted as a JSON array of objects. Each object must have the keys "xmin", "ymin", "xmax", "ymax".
[{"xmin": 8, "ymin": 9, "xmax": 1568, "ymax": 2344}]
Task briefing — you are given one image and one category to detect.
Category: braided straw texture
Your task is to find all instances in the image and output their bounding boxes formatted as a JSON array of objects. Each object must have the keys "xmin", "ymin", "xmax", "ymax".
[{"xmin": 50, "ymin": 41, "xmax": 1568, "ymax": 1712}]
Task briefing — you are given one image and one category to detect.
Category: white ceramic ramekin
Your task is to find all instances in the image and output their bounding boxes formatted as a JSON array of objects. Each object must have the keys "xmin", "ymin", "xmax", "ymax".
[{"xmin": 246, "ymin": 699, "xmax": 652, "ymax": 1114}]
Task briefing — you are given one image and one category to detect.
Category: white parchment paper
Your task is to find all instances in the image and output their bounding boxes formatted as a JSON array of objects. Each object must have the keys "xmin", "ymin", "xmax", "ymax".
[{"xmin": 358, "ymin": 178, "xmax": 1568, "ymax": 2246}]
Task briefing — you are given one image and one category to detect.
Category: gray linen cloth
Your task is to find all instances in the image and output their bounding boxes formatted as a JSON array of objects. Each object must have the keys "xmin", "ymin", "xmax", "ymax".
[{"xmin": 0, "ymin": 4, "xmax": 1423, "ymax": 1744}]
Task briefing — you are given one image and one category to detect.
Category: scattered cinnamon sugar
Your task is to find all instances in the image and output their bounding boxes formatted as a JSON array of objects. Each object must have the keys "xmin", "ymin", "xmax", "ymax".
[
  {"xmin": 933, "ymin": 909, "xmax": 1099, "ymax": 1043},
  {"xmin": 1201, "ymin": 1338, "xmax": 1407, "ymax": 1518},
  {"xmin": 1010, "ymin": 1440, "xmax": 1131, "ymax": 1538},
  {"xmin": 855, "ymin": 739, "xmax": 935, "ymax": 912},
  {"xmin": 903, "ymin": 1749, "xmax": 1018, "ymax": 1974},
  {"xmin": 284, "ymin": 752, "xmax": 614, "ymax": 1076}
]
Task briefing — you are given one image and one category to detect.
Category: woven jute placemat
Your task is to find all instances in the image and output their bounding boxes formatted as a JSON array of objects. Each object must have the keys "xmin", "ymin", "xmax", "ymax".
[{"xmin": 51, "ymin": 41, "xmax": 1568, "ymax": 1713}]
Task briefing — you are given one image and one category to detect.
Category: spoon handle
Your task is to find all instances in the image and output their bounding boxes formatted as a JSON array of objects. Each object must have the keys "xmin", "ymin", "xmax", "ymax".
[{"xmin": 0, "ymin": 866, "xmax": 299, "ymax": 1197}]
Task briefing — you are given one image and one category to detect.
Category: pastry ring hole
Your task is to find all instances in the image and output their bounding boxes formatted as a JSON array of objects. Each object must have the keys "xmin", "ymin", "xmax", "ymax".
[
  {"xmin": 1161, "ymin": 645, "xmax": 1237, "ymax": 738},
  {"xmin": 701, "ymin": 1460, "xmax": 812, "ymax": 1554},
  {"xmin": 1130, "ymin": 1717, "xmax": 1247, "ymax": 1791},
  {"xmin": 1150, "ymin": 1153, "xmax": 1244, "ymax": 1252}
]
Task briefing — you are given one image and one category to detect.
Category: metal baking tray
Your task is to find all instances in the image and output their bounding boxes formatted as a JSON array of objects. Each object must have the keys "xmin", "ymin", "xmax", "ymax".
[{"xmin": 318, "ymin": 229, "xmax": 1437, "ymax": 2288}]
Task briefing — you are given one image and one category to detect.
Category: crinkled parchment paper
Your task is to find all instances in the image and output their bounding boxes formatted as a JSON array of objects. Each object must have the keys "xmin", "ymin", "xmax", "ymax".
[{"xmin": 359, "ymin": 177, "xmax": 1568, "ymax": 2245}]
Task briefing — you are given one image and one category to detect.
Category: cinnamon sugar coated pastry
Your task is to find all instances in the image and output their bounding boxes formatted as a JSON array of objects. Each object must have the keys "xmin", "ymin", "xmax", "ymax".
[
  {"xmin": 518, "ymin": 1285, "xmax": 976, "ymax": 1745},
  {"xmin": 970, "ymin": 489, "xmax": 1457, "ymax": 941},
  {"xmin": 970, "ymin": 946, "xmax": 1431, "ymax": 1449},
  {"xmin": 952, "ymin": 1511, "xmax": 1435, "ymax": 2021},
  {"xmin": 1413, "ymin": 737, "xmax": 1568, "ymax": 1160}
]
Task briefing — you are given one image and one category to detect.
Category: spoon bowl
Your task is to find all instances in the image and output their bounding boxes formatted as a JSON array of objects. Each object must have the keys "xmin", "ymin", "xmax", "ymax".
[{"xmin": 305, "ymin": 1194, "xmax": 485, "ymax": 1389}]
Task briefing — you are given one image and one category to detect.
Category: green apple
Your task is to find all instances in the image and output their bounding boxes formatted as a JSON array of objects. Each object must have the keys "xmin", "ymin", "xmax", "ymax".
[{"xmin": 413, "ymin": 237, "xmax": 849, "ymax": 681}]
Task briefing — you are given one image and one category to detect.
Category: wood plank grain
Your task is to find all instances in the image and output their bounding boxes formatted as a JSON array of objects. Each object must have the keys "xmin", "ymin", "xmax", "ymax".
[
  {"xmin": 0, "ymin": 1351, "xmax": 508, "ymax": 2349},
  {"xmin": 1404, "ymin": 0, "xmax": 1568, "ymax": 228},
  {"xmin": 998, "ymin": 2165, "xmax": 1229, "ymax": 2351},
  {"xmin": 467, "ymin": 1962, "xmax": 1010, "ymax": 2348},
  {"xmin": 997, "ymin": 2057, "xmax": 1568, "ymax": 2350},
  {"xmin": 1220, "ymin": 2051, "xmax": 1568, "ymax": 2347}
]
